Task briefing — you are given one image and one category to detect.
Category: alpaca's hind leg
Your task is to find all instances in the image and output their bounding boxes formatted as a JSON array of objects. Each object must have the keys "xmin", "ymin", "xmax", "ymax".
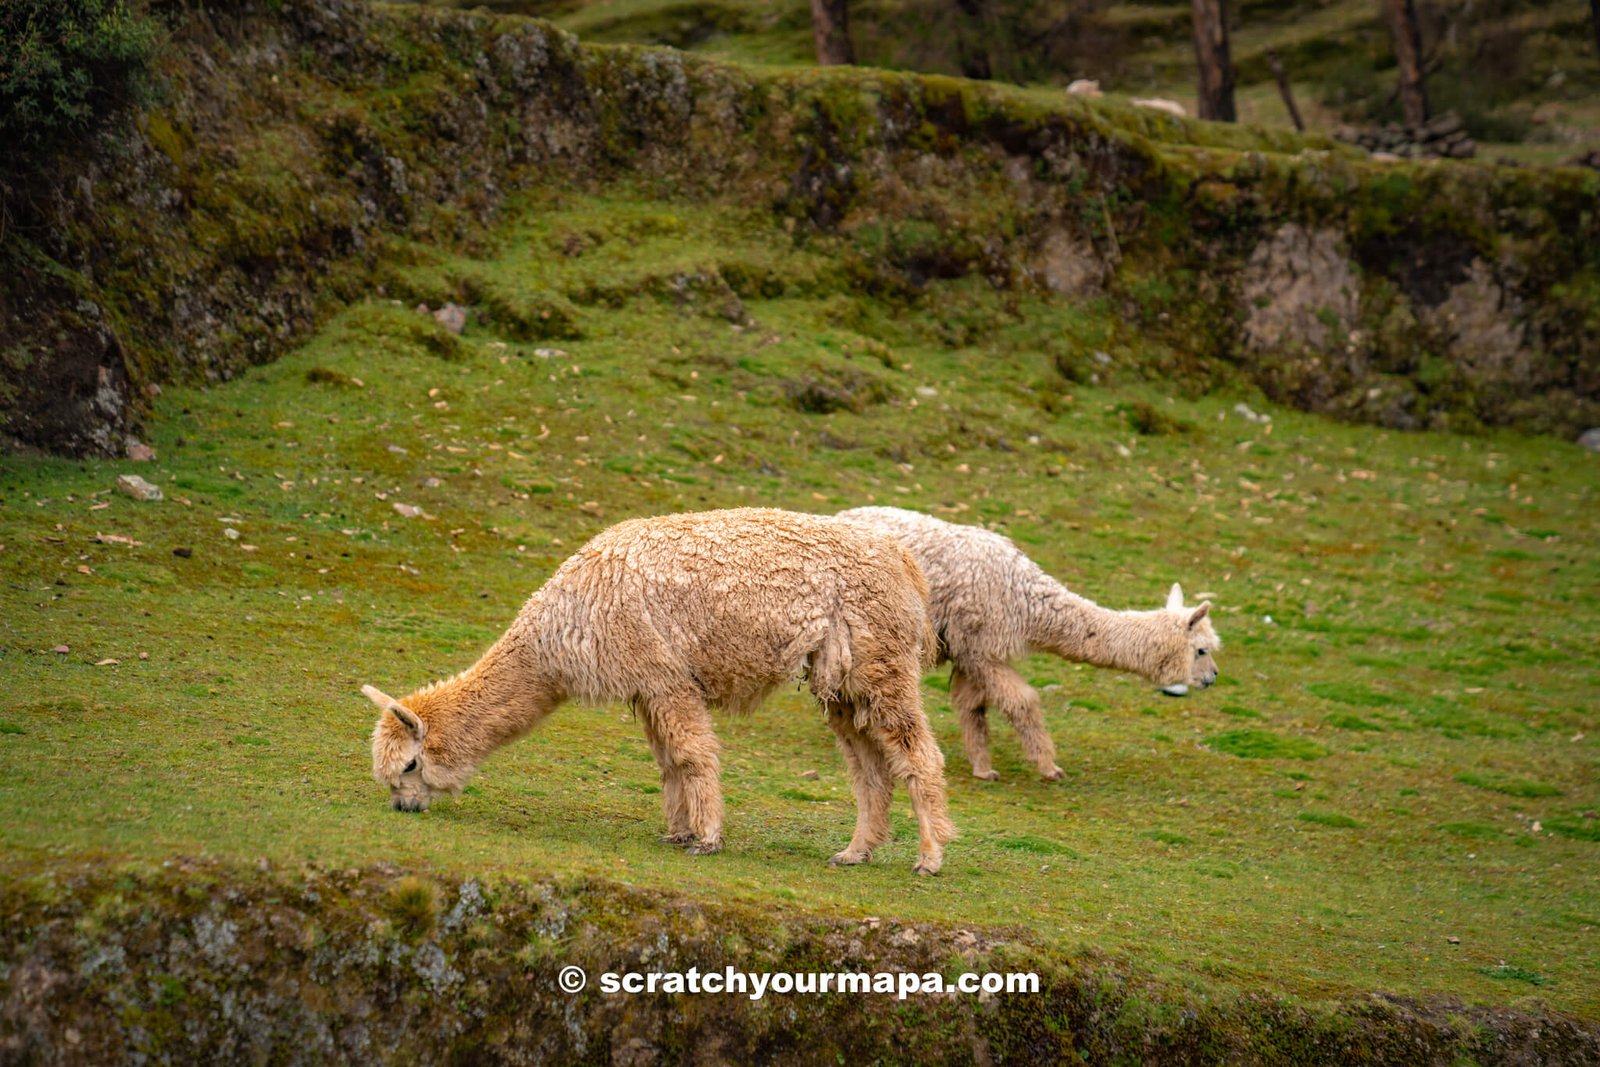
[
  {"xmin": 949, "ymin": 666, "xmax": 998, "ymax": 781},
  {"xmin": 824, "ymin": 699, "xmax": 894, "ymax": 866},
  {"xmin": 863, "ymin": 674, "xmax": 956, "ymax": 875},
  {"xmin": 642, "ymin": 691, "xmax": 724, "ymax": 854},
  {"xmin": 979, "ymin": 663, "xmax": 1064, "ymax": 781},
  {"xmin": 638, "ymin": 707, "xmax": 692, "ymax": 844}
]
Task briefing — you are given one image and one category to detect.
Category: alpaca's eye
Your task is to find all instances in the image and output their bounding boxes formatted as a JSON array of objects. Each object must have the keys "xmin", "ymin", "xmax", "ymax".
[
  {"xmin": 1197, "ymin": 649, "xmax": 1208, "ymax": 657},
  {"xmin": 403, "ymin": 759, "xmax": 417, "ymax": 773}
]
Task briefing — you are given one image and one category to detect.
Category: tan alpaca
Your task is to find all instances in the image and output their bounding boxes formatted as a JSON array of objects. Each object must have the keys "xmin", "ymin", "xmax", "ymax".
[
  {"xmin": 365, "ymin": 508, "xmax": 956, "ymax": 874},
  {"xmin": 835, "ymin": 506, "xmax": 1221, "ymax": 782}
]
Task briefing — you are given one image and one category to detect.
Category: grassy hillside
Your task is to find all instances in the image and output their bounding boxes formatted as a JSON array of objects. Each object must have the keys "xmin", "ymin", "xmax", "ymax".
[
  {"xmin": 3, "ymin": 187, "xmax": 1597, "ymax": 1032},
  {"xmin": 3, "ymin": 0, "xmax": 1598, "ymax": 1056}
]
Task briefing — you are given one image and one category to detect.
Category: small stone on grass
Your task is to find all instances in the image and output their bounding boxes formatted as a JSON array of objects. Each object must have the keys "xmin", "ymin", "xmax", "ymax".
[{"xmin": 116, "ymin": 474, "xmax": 163, "ymax": 502}]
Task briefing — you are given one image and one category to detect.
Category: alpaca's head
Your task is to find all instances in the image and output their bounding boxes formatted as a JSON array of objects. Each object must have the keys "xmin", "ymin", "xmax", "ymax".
[
  {"xmin": 365, "ymin": 684, "xmax": 464, "ymax": 813},
  {"xmin": 1156, "ymin": 583, "xmax": 1221, "ymax": 695}
]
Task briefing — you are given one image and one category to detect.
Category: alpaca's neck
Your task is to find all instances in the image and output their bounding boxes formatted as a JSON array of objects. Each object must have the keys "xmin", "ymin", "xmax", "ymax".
[
  {"xmin": 1028, "ymin": 583, "xmax": 1171, "ymax": 681},
  {"xmin": 407, "ymin": 632, "xmax": 560, "ymax": 772}
]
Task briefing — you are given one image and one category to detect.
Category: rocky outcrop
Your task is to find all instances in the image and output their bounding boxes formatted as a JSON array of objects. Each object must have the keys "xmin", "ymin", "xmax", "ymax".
[
  {"xmin": 1241, "ymin": 225, "xmax": 1360, "ymax": 353},
  {"xmin": 1237, "ymin": 224, "xmax": 1364, "ymax": 412}
]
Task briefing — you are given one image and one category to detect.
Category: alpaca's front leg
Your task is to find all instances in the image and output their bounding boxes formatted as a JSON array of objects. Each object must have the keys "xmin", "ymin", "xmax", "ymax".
[
  {"xmin": 644, "ymin": 691, "xmax": 724, "ymax": 854},
  {"xmin": 964, "ymin": 662, "xmax": 1064, "ymax": 781},
  {"xmin": 988, "ymin": 665, "xmax": 1064, "ymax": 781},
  {"xmin": 640, "ymin": 709, "xmax": 693, "ymax": 844}
]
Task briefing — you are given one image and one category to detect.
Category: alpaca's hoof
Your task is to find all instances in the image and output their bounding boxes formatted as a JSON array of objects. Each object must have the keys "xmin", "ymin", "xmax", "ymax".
[
  {"xmin": 685, "ymin": 839, "xmax": 722, "ymax": 856},
  {"xmin": 829, "ymin": 849, "xmax": 869, "ymax": 867},
  {"xmin": 659, "ymin": 831, "xmax": 697, "ymax": 845},
  {"xmin": 973, "ymin": 769, "xmax": 1000, "ymax": 782},
  {"xmin": 911, "ymin": 859, "xmax": 942, "ymax": 876},
  {"xmin": 1041, "ymin": 766, "xmax": 1064, "ymax": 782}
]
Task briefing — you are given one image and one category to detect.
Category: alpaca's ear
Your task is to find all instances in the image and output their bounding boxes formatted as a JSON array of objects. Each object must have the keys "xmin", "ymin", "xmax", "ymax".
[
  {"xmin": 1166, "ymin": 583, "xmax": 1185, "ymax": 611},
  {"xmin": 363, "ymin": 685, "xmax": 425, "ymax": 740},
  {"xmin": 1188, "ymin": 602, "xmax": 1211, "ymax": 628},
  {"xmin": 388, "ymin": 703, "xmax": 426, "ymax": 740}
]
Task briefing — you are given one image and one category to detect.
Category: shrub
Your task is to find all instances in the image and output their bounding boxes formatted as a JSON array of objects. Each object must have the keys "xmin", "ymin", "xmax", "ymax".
[{"xmin": 0, "ymin": 0, "xmax": 161, "ymax": 159}]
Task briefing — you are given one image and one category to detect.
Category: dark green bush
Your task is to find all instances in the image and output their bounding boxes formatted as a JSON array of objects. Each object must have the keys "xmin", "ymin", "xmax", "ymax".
[{"xmin": 0, "ymin": 0, "xmax": 161, "ymax": 157}]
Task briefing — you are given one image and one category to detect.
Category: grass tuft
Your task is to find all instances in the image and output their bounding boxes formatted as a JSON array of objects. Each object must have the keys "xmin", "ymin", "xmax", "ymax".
[
  {"xmin": 1546, "ymin": 817, "xmax": 1600, "ymax": 843},
  {"xmin": 996, "ymin": 835, "xmax": 1078, "ymax": 857},
  {"xmin": 1455, "ymin": 773, "xmax": 1563, "ymax": 798},
  {"xmin": 1436, "ymin": 822, "xmax": 1502, "ymax": 840},
  {"xmin": 1478, "ymin": 964, "xmax": 1550, "ymax": 986},
  {"xmin": 1207, "ymin": 730, "xmax": 1327, "ymax": 761},
  {"xmin": 305, "ymin": 367, "xmax": 359, "ymax": 387},
  {"xmin": 1325, "ymin": 713, "xmax": 1383, "ymax": 732},
  {"xmin": 385, "ymin": 876, "xmax": 440, "ymax": 941},
  {"xmin": 1298, "ymin": 811, "xmax": 1363, "ymax": 829},
  {"xmin": 1306, "ymin": 682, "xmax": 1401, "ymax": 708}
]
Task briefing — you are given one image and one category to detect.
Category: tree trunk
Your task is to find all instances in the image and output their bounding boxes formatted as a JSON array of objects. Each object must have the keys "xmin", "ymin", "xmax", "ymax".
[
  {"xmin": 1386, "ymin": 0, "xmax": 1429, "ymax": 127},
  {"xmin": 1266, "ymin": 50, "xmax": 1305, "ymax": 131},
  {"xmin": 809, "ymin": 0, "xmax": 855, "ymax": 66},
  {"xmin": 1191, "ymin": 0, "xmax": 1236, "ymax": 122},
  {"xmin": 955, "ymin": 0, "xmax": 993, "ymax": 80}
]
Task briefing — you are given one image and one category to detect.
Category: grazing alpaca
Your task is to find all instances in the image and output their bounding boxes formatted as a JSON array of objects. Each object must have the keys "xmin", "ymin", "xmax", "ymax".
[
  {"xmin": 365, "ymin": 508, "xmax": 956, "ymax": 874},
  {"xmin": 835, "ymin": 506, "xmax": 1221, "ymax": 782}
]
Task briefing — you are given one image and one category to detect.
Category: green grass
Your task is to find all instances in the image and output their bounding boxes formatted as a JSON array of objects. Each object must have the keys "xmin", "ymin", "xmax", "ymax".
[
  {"xmin": 1549, "ymin": 817, "xmax": 1600, "ymax": 843},
  {"xmin": 1, "ymin": 187, "xmax": 1597, "ymax": 1019},
  {"xmin": 1456, "ymin": 773, "xmax": 1564, "ymax": 799},
  {"xmin": 1437, "ymin": 821, "xmax": 1504, "ymax": 840},
  {"xmin": 1206, "ymin": 730, "xmax": 1327, "ymax": 762},
  {"xmin": 1325, "ymin": 713, "xmax": 1383, "ymax": 732},
  {"xmin": 1298, "ymin": 811, "xmax": 1363, "ymax": 829},
  {"xmin": 1478, "ymin": 964, "xmax": 1551, "ymax": 987},
  {"xmin": 1306, "ymin": 681, "xmax": 1402, "ymax": 708}
]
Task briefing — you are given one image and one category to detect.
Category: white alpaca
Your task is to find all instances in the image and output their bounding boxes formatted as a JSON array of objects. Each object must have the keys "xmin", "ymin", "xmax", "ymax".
[
  {"xmin": 835, "ymin": 506, "xmax": 1221, "ymax": 781},
  {"xmin": 365, "ymin": 508, "xmax": 957, "ymax": 874}
]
